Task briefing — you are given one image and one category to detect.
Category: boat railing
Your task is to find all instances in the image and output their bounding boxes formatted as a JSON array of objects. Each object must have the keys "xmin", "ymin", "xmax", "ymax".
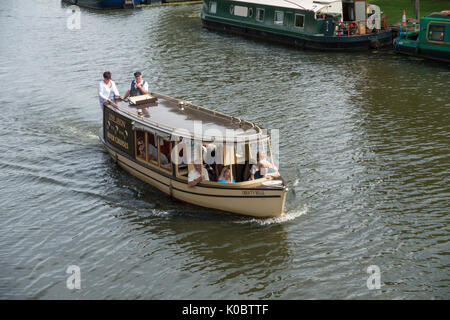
[
  {"xmin": 398, "ymin": 23, "xmax": 421, "ymax": 39},
  {"xmin": 335, "ymin": 18, "xmax": 388, "ymax": 37},
  {"xmin": 106, "ymin": 96, "xmax": 265, "ymax": 143}
]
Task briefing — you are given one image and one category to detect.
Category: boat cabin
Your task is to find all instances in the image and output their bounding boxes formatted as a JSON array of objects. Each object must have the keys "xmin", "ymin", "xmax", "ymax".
[
  {"xmin": 394, "ymin": 11, "xmax": 450, "ymax": 63},
  {"xmin": 103, "ymin": 93, "xmax": 280, "ymax": 186},
  {"xmin": 202, "ymin": 0, "xmax": 388, "ymax": 37}
]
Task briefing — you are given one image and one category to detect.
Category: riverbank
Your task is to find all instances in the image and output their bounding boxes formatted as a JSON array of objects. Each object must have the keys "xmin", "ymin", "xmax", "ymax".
[{"xmin": 371, "ymin": 0, "xmax": 449, "ymax": 25}]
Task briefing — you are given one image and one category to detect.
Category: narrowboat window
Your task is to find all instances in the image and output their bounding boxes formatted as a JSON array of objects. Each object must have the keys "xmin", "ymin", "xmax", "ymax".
[
  {"xmin": 234, "ymin": 6, "xmax": 248, "ymax": 17},
  {"xmin": 248, "ymin": 8, "xmax": 253, "ymax": 18},
  {"xmin": 256, "ymin": 8, "xmax": 264, "ymax": 22},
  {"xmin": 428, "ymin": 25, "xmax": 445, "ymax": 41},
  {"xmin": 295, "ymin": 14, "xmax": 305, "ymax": 28},
  {"xmin": 159, "ymin": 137, "xmax": 172, "ymax": 171},
  {"xmin": 136, "ymin": 130, "xmax": 146, "ymax": 160},
  {"xmin": 274, "ymin": 11, "xmax": 284, "ymax": 25},
  {"xmin": 147, "ymin": 132, "xmax": 158, "ymax": 164},
  {"xmin": 209, "ymin": 2, "xmax": 217, "ymax": 14}
]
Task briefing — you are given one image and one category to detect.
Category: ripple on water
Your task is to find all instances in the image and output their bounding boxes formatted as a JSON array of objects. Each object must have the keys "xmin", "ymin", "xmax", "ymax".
[{"xmin": 0, "ymin": 1, "xmax": 448, "ymax": 300}]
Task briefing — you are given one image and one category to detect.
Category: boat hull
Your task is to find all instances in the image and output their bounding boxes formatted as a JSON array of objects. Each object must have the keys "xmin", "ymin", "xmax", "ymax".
[
  {"xmin": 393, "ymin": 12, "xmax": 450, "ymax": 63},
  {"xmin": 395, "ymin": 43, "xmax": 450, "ymax": 63},
  {"xmin": 62, "ymin": 0, "xmax": 141, "ymax": 9},
  {"xmin": 201, "ymin": 18, "xmax": 393, "ymax": 51},
  {"xmin": 99, "ymin": 129, "xmax": 287, "ymax": 218}
]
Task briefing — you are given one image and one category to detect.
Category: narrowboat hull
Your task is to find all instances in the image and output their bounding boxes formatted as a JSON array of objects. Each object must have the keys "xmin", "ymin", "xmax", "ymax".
[
  {"xmin": 99, "ymin": 129, "xmax": 288, "ymax": 218},
  {"xmin": 201, "ymin": 0, "xmax": 392, "ymax": 50},
  {"xmin": 395, "ymin": 43, "xmax": 450, "ymax": 63},
  {"xmin": 202, "ymin": 18, "xmax": 392, "ymax": 50},
  {"xmin": 393, "ymin": 11, "xmax": 450, "ymax": 64},
  {"xmin": 62, "ymin": 0, "xmax": 142, "ymax": 9}
]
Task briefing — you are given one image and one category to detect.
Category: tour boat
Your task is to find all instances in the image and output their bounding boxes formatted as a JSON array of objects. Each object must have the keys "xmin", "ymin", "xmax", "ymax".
[
  {"xmin": 201, "ymin": 0, "xmax": 393, "ymax": 50},
  {"xmin": 393, "ymin": 11, "xmax": 450, "ymax": 63},
  {"xmin": 98, "ymin": 93, "xmax": 288, "ymax": 218}
]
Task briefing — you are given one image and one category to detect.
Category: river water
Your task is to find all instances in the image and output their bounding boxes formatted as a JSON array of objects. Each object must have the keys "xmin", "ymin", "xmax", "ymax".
[{"xmin": 0, "ymin": 0, "xmax": 449, "ymax": 299}]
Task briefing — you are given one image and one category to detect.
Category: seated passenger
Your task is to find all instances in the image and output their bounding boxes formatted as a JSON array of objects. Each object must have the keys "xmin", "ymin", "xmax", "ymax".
[
  {"xmin": 217, "ymin": 167, "xmax": 235, "ymax": 184},
  {"xmin": 250, "ymin": 151, "xmax": 280, "ymax": 180},
  {"xmin": 188, "ymin": 160, "xmax": 209, "ymax": 187},
  {"xmin": 148, "ymin": 143, "xmax": 157, "ymax": 161},
  {"xmin": 137, "ymin": 139, "xmax": 145, "ymax": 158},
  {"xmin": 148, "ymin": 143, "xmax": 169, "ymax": 165}
]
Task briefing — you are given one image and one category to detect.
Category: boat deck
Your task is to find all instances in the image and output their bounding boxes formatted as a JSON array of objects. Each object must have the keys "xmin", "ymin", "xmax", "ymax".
[{"xmin": 108, "ymin": 93, "xmax": 264, "ymax": 142}]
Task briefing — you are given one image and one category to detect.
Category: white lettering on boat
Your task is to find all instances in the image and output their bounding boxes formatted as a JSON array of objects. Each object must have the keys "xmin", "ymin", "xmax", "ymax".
[
  {"xmin": 242, "ymin": 190, "xmax": 265, "ymax": 196},
  {"xmin": 108, "ymin": 113, "xmax": 126, "ymax": 128},
  {"xmin": 107, "ymin": 131, "xmax": 129, "ymax": 150}
]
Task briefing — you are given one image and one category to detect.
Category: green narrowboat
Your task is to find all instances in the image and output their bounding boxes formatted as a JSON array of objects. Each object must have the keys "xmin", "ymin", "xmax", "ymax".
[
  {"xmin": 62, "ymin": 0, "xmax": 143, "ymax": 9},
  {"xmin": 200, "ymin": 0, "xmax": 393, "ymax": 50},
  {"xmin": 394, "ymin": 11, "xmax": 450, "ymax": 63}
]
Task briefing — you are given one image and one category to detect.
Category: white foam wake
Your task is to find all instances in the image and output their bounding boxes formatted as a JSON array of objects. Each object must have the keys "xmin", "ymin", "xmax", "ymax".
[{"xmin": 234, "ymin": 205, "xmax": 308, "ymax": 226}]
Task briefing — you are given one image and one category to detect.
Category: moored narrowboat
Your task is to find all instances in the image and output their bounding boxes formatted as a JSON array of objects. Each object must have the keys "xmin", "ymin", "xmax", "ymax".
[
  {"xmin": 201, "ymin": 0, "xmax": 393, "ymax": 50},
  {"xmin": 98, "ymin": 93, "xmax": 288, "ymax": 218},
  {"xmin": 393, "ymin": 11, "xmax": 450, "ymax": 63},
  {"xmin": 62, "ymin": 0, "xmax": 143, "ymax": 9}
]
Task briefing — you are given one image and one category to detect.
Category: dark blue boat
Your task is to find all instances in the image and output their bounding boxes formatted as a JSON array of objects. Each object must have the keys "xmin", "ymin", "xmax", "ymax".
[{"xmin": 62, "ymin": 0, "xmax": 145, "ymax": 9}]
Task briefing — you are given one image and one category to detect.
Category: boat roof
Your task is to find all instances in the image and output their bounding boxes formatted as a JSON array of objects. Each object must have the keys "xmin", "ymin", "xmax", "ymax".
[
  {"xmin": 428, "ymin": 11, "xmax": 450, "ymax": 18},
  {"xmin": 107, "ymin": 92, "xmax": 268, "ymax": 143},
  {"xmin": 231, "ymin": 0, "xmax": 342, "ymax": 13}
]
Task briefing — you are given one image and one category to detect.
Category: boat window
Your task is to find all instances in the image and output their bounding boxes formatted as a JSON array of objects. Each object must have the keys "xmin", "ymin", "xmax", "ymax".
[
  {"xmin": 136, "ymin": 130, "xmax": 146, "ymax": 160},
  {"xmin": 256, "ymin": 8, "xmax": 264, "ymax": 22},
  {"xmin": 294, "ymin": 14, "xmax": 305, "ymax": 28},
  {"xmin": 428, "ymin": 25, "xmax": 445, "ymax": 41},
  {"xmin": 147, "ymin": 132, "xmax": 158, "ymax": 165},
  {"xmin": 158, "ymin": 137, "xmax": 172, "ymax": 171},
  {"xmin": 209, "ymin": 1, "xmax": 217, "ymax": 14},
  {"xmin": 203, "ymin": 142, "xmax": 221, "ymax": 182},
  {"xmin": 274, "ymin": 11, "xmax": 284, "ymax": 25},
  {"xmin": 233, "ymin": 143, "xmax": 248, "ymax": 182},
  {"xmin": 248, "ymin": 140, "xmax": 273, "ymax": 180},
  {"xmin": 249, "ymin": 140, "xmax": 270, "ymax": 164},
  {"xmin": 234, "ymin": 6, "xmax": 248, "ymax": 17},
  {"xmin": 174, "ymin": 138, "xmax": 203, "ymax": 177},
  {"xmin": 173, "ymin": 139, "xmax": 188, "ymax": 177},
  {"xmin": 235, "ymin": 143, "xmax": 246, "ymax": 165}
]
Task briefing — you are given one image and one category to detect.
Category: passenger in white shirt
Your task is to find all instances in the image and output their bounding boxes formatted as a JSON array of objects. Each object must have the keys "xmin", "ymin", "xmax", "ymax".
[
  {"xmin": 188, "ymin": 160, "xmax": 209, "ymax": 187},
  {"xmin": 98, "ymin": 71, "xmax": 121, "ymax": 109},
  {"xmin": 123, "ymin": 71, "xmax": 149, "ymax": 99}
]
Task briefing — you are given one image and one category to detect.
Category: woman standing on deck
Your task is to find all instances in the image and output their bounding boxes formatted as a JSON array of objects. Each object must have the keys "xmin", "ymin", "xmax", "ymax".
[{"xmin": 98, "ymin": 71, "xmax": 121, "ymax": 109}]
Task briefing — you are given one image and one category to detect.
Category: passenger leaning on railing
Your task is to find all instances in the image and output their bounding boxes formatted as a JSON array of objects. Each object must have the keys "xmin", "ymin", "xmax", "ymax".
[
  {"xmin": 98, "ymin": 71, "xmax": 121, "ymax": 109},
  {"xmin": 123, "ymin": 71, "xmax": 149, "ymax": 99},
  {"xmin": 250, "ymin": 151, "xmax": 280, "ymax": 180},
  {"xmin": 188, "ymin": 160, "xmax": 210, "ymax": 187}
]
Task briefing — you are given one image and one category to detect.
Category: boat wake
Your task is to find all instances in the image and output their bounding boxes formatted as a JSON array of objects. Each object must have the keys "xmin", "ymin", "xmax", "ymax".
[{"xmin": 234, "ymin": 205, "xmax": 308, "ymax": 226}]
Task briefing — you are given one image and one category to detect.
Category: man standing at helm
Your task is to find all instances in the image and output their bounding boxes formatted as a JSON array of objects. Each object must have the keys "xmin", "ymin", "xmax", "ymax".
[{"xmin": 124, "ymin": 71, "xmax": 149, "ymax": 99}]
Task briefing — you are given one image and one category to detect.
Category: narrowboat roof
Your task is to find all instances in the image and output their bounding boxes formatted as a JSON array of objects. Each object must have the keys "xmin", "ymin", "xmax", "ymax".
[
  {"xmin": 428, "ymin": 11, "xmax": 450, "ymax": 18},
  {"xmin": 230, "ymin": 0, "xmax": 342, "ymax": 13},
  {"xmin": 107, "ymin": 92, "xmax": 267, "ymax": 143}
]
